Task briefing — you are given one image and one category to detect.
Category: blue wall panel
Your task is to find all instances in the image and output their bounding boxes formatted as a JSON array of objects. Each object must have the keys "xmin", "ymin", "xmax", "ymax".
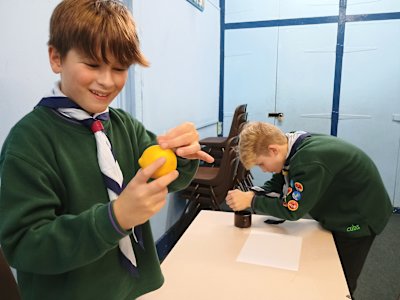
[{"xmin": 222, "ymin": 0, "xmax": 400, "ymax": 205}]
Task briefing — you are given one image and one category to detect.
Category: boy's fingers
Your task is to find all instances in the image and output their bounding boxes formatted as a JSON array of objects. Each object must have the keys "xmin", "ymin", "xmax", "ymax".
[
  {"xmin": 158, "ymin": 132, "xmax": 198, "ymax": 149},
  {"xmin": 157, "ymin": 123, "xmax": 198, "ymax": 149},
  {"xmin": 174, "ymin": 143, "xmax": 201, "ymax": 157},
  {"xmin": 136, "ymin": 157, "xmax": 167, "ymax": 183},
  {"xmin": 148, "ymin": 170, "xmax": 179, "ymax": 192},
  {"xmin": 160, "ymin": 122, "xmax": 195, "ymax": 139},
  {"xmin": 179, "ymin": 151, "xmax": 215, "ymax": 163},
  {"xmin": 227, "ymin": 189, "xmax": 239, "ymax": 197},
  {"xmin": 193, "ymin": 151, "xmax": 215, "ymax": 163}
]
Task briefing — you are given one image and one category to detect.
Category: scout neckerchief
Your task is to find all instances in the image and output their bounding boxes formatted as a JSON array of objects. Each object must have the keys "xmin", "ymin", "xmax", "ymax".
[
  {"xmin": 36, "ymin": 84, "xmax": 143, "ymax": 277},
  {"xmin": 282, "ymin": 131, "xmax": 311, "ymax": 200},
  {"xmin": 250, "ymin": 131, "xmax": 311, "ymax": 221}
]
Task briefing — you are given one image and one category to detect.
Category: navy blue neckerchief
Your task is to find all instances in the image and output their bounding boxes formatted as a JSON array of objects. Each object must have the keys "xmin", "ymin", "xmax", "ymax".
[
  {"xmin": 284, "ymin": 132, "xmax": 312, "ymax": 168},
  {"xmin": 36, "ymin": 96, "xmax": 143, "ymax": 277},
  {"xmin": 37, "ymin": 96, "xmax": 79, "ymax": 108},
  {"xmin": 36, "ymin": 96, "xmax": 110, "ymax": 127}
]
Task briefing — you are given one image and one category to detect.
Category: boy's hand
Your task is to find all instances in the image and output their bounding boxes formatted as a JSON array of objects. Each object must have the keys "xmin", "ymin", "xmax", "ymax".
[
  {"xmin": 225, "ymin": 189, "xmax": 254, "ymax": 211},
  {"xmin": 157, "ymin": 122, "xmax": 214, "ymax": 164},
  {"xmin": 113, "ymin": 157, "xmax": 179, "ymax": 230}
]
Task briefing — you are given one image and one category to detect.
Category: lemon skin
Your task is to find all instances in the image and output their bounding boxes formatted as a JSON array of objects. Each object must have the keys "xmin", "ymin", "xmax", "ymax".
[{"xmin": 138, "ymin": 145, "xmax": 178, "ymax": 178}]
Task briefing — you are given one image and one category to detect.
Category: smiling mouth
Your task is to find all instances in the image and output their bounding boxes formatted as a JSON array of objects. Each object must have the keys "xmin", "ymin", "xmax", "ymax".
[{"xmin": 90, "ymin": 90, "xmax": 109, "ymax": 97}]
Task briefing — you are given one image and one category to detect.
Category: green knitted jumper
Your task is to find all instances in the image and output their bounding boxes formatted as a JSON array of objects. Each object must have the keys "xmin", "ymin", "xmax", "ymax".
[
  {"xmin": 0, "ymin": 106, "xmax": 198, "ymax": 299},
  {"xmin": 253, "ymin": 134, "xmax": 392, "ymax": 237}
]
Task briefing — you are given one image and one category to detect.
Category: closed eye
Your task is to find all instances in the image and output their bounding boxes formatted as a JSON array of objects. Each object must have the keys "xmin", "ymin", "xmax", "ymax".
[
  {"xmin": 113, "ymin": 67, "xmax": 128, "ymax": 72},
  {"xmin": 85, "ymin": 63, "xmax": 99, "ymax": 68}
]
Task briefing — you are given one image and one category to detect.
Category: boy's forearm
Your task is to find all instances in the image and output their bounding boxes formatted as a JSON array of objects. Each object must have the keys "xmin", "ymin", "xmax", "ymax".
[{"xmin": 252, "ymin": 195, "xmax": 303, "ymax": 221}]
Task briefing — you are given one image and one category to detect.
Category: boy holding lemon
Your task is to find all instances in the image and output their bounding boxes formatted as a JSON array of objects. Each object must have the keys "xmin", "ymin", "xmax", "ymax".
[{"xmin": 0, "ymin": 1, "xmax": 213, "ymax": 299}]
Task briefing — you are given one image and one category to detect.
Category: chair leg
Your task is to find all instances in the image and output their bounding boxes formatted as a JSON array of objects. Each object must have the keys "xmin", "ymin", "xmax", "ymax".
[
  {"xmin": 174, "ymin": 196, "xmax": 201, "ymax": 237},
  {"xmin": 237, "ymin": 181, "xmax": 246, "ymax": 191},
  {"xmin": 210, "ymin": 187, "xmax": 221, "ymax": 210},
  {"xmin": 184, "ymin": 183, "xmax": 199, "ymax": 200}
]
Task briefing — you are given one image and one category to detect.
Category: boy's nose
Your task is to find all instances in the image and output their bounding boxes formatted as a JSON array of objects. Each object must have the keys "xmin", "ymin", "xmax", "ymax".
[{"xmin": 96, "ymin": 69, "xmax": 113, "ymax": 87}]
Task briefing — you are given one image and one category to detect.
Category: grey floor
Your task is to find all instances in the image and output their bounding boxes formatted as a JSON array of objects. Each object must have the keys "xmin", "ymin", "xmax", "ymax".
[{"xmin": 353, "ymin": 214, "xmax": 400, "ymax": 300}]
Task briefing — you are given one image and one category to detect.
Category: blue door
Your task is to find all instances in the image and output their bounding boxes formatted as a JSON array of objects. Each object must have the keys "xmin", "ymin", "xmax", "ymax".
[
  {"xmin": 223, "ymin": 0, "xmax": 400, "ymax": 206},
  {"xmin": 338, "ymin": 19, "xmax": 400, "ymax": 207}
]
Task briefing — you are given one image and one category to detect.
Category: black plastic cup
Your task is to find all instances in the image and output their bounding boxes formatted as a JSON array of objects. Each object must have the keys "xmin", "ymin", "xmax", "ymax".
[{"xmin": 234, "ymin": 210, "xmax": 252, "ymax": 228}]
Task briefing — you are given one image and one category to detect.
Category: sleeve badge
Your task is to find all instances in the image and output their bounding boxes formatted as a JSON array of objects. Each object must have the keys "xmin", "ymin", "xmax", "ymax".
[
  {"xmin": 287, "ymin": 200, "xmax": 299, "ymax": 211},
  {"xmin": 294, "ymin": 182, "xmax": 304, "ymax": 192},
  {"xmin": 292, "ymin": 190, "xmax": 302, "ymax": 201}
]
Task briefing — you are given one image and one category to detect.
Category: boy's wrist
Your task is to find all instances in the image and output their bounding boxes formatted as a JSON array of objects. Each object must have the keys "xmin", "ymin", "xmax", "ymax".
[
  {"xmin": 108, "ymin": 202, "xmax": 130, "ymax": 236},
  {"xmin": 111, "ymin": 199, "xmax": 131, "ymax": 231}
]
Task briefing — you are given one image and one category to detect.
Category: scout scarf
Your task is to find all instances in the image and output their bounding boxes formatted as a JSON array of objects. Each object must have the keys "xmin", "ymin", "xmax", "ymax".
[
  {"xmin": 282, "ymin": 131, "xmax": 311, "ymax": 197},
  {"xmin": 36, "ymin": 84, "xmax": 142, "ymax": 276},
  {"xmin": 285, "ymin": 131, "xmax": 309, "ymax": 162}
]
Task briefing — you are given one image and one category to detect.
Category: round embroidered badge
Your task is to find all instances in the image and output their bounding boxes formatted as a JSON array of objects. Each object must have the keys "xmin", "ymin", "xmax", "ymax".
[
  {"xmin": 287, "ymin": 200, "xmax": 299, "ymax": 211},
  {"xmin": 287, "ymin": 187, "xmax": 293, "ymax": 195},
  {"xmin": 292, "ymin": 191, "xmax": 302, "ymax": 201},
  {"xmin": 294, "ymin": 182, "xmax": 304, "ymax": 192}
]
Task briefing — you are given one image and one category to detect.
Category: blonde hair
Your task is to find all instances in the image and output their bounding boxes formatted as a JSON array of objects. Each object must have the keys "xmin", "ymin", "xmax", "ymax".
[
  {"xmin": 239, "ymin": 122, "xmax": 286, "ymax": 169},
  {"xmin": 48, "ymin": 0, "xmax": 149, "ymax": 67}
]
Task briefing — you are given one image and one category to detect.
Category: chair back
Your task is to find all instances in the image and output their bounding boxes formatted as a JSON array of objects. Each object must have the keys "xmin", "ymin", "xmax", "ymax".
[
  {"xmin": 189, "ymin": 136, "xmax": 239, "ymax": 209},
  {"xmin": 206, "ymin": 135, "xmax": 238, "ymax": 187},
  {"xmin": 227, "ymin": 112, "xmax": 247, "ymax": 139},
  {"xmin": 211, "ymin": 152, "xmax": 240, "ymax": 200},
  {"xmin": 233, "ymin": 104, "xmax": 247, "ymax": 117},
  {"xmin": 225, "ymin": 104, "xmax": 247, "ymax": 139},
  {"xmin": 0, "ymin": 248, "xmax": 21, "ymax": 300}
]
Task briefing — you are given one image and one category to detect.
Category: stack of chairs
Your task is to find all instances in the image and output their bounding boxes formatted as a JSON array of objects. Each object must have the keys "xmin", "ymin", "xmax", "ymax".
[
  {"xmin": 175, "ymin": 136, "xmax": 240, "ymax": 234},
  {"xmin": 199, "ymin": 103, "xmax": 253, "ymax": 192},
  {"xmin": 181, "ymin": 136, "xmax": 240, "ymax": 211},
  {"xmin": 174, "ymin": 105, "xmax": 254, "ymax": 235},
  {"xmin": 200, "ymin": 104, "xmax": 247, "ymax": 165}
]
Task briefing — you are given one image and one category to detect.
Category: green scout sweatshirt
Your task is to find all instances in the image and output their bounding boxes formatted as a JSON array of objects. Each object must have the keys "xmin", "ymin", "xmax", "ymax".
[
  {"xmin": 252, "ymin": 134, "xmax": 393, "ymax": 237},
  {"xmin": 0, "ymin": 106, "xmax": 198, "ymax": 299}
]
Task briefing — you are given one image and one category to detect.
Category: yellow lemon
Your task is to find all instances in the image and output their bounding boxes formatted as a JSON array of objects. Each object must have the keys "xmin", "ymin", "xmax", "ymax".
[{"xmin": 138, "ymin": 145, "xmax": 177, "ymax": 178}]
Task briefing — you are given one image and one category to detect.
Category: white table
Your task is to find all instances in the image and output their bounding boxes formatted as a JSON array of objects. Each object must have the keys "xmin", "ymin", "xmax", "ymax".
[{"xmin": 139, "ymin": 211, "xmax": 350, "ymax": 300}]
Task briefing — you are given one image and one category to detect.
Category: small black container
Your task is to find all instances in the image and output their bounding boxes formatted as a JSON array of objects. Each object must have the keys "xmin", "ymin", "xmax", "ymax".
[{"xmin": 234, "ymin": 210, "xmax": 252, "ymax": 228}]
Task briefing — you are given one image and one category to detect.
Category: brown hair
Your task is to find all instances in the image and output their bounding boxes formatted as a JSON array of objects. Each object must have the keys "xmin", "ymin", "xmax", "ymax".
[
  {"xmin": 48, "ymin": 0, "xmax": 149, "ymax": 67},
  {"xmin": 238, "ymin": 122, "xmax": 286, "ymax": 169}
]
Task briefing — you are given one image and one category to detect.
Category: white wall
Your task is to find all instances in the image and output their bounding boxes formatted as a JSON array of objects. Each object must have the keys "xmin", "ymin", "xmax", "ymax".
[
  {"xmin": 0, "ymin": 0, "xmax": 60, "ymax": 146},
  {"xmin": 131, "ymin": 0, "xmax": 220, "ymax": 133},
  {"xmin": 131, "ymin": 0, "xmax": 220, "ymax": 240}
]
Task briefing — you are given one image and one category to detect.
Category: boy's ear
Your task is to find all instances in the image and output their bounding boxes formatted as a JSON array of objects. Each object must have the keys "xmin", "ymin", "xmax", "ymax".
[
  {"xmin": 48, "ymin": 46, "xmax": 62, "ymax": 74},
  {"xmin": 267, "ymin": 144, "xmax": 279, "ymax": 156}
]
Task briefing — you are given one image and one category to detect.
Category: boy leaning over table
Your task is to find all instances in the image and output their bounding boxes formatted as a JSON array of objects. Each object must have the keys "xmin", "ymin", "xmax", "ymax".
[
  {"xmin": 0, "ymin": 0, "xmax": 213, "ymax": 299},
  {"xmin": 225, "ymin": 121, "xmax": 392, "ymax": 299}
]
